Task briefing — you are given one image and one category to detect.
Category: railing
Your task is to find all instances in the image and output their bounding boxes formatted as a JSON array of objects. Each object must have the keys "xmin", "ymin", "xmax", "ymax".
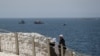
[{"xmin": 0, "ymin": 32, "xmax": 86, "ymax": 56}]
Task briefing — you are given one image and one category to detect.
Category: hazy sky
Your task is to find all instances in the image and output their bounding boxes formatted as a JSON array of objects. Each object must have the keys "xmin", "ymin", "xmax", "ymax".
[{"xmin": 0, "ymin": 0, "xmax": 100, "ymax": 18}]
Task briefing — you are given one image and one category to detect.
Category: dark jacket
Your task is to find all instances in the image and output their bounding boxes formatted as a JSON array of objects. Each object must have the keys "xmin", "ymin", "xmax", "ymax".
[
  {"xmin": 58, "ymin": 38, "xmax": 66, "ymax": 49},
  {"xmin": 49, "ymin": 43, "xmax": 57, "ymax": 56}
]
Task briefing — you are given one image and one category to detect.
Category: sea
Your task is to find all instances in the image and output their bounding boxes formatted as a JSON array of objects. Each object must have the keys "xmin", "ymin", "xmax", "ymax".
[{"xmin": 0, "ymin": 18, "xmax": 100, "ymax": 56}]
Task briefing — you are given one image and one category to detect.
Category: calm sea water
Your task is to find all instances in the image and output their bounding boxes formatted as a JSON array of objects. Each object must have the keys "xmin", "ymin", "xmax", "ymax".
[{"xmin": 0, "ymin": 18, "xmax": 100, "ymax": 56}]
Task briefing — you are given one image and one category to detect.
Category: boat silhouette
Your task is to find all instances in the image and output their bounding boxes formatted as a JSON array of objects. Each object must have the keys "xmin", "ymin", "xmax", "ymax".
[
  {"xmin": 63, "ymin": 24, "xmax": 66, "ymax": 26},
  {"xmin": 19, "ymin": 20, "xmax": 25, "ymax": 24},
  {"xmin": 34, "ymin": 20, "xmax": 44, "ymax": 24}
]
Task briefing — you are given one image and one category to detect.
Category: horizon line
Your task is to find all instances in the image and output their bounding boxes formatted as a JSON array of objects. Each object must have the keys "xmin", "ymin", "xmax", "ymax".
[{"xmin": 0, "ymin": 17, "xmax": 100, "ymax": 19}]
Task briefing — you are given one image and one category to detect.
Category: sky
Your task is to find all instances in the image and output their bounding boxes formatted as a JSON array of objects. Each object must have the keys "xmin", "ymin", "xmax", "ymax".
[{"xmin": 0, "ymin": 0, "xmax": 100, "ymax": 18}]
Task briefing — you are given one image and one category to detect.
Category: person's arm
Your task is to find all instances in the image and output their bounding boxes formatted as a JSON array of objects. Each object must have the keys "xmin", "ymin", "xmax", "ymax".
[
  {"xmin": 62, "ymin": 39, "xmax": 66, "ymax": 49},
  {"xmin": 58, "ymin": 40, "xmax": 62, "ymax": 48}
]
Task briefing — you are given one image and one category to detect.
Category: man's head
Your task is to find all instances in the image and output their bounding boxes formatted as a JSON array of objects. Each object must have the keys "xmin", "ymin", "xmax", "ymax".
[
  {"xmin": 50, "ymin": 38, "xmax": 56, "ymax": 43},
  {"xmin": 59, "ymin": 34, "xmax": 63, "ymax": 38},
  {"xmin": 59, "ymin": 34, "xmax": 63, "ymax": 37},
  {"xmin": 50, "ymin": 38, "xmax": 56, "ymax": 46}
]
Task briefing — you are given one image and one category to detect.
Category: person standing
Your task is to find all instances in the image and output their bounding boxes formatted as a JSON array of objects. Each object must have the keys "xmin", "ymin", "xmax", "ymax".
[
  {"xmin": 49, "ymin": 39, "xmax": 57, "ymax": 56},
  {"xmin": 58, "ymin": 34, "xmax": 66, "ymax": 56}
]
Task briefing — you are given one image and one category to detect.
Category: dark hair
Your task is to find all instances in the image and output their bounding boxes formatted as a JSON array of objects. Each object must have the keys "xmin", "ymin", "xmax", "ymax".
[{"xmin": 50, "ymin": 42, "xmax": 55, "ymax": 46}]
